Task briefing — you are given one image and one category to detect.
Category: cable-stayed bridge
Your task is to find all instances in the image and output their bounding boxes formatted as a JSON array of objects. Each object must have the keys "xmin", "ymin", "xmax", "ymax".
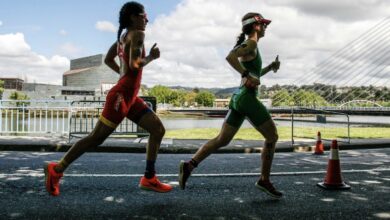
[{"xmin": 273, "ymin": 16, "xmax": 390, "ymax": 106}]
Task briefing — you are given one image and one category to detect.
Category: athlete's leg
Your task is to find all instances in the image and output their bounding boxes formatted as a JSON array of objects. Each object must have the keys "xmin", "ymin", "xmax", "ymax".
[
  {"xmin": 44, "ymin": 120, "xmax": 115, "ymax": 196},
  {"xmin": 136, "ymin": 111, "xmax": 172, "ymax": 192},
  {"xmin": 253, "ymin": 118, "xmax": 282, "ymax": 198},
  {"xmin": 137, "ymin": 111, "xmax": 165, "ymax": 163},
  {"xmin": 179, "ymin": 109, "xmax": 243, "ymax": 189},
  {"xmin": 192, "ymin": 122, "xmax": 239, "ymax": 164},
  {"xmin": 254, "ymin": 119, "xmax": 278, "ymax": 181},
  {"xmin": 55, "ymin": 121, "xmax": 115, "ymax": 173},
  {"xmin": 241, "ymin": 93, "xmax": 282, "ymax": 198}
]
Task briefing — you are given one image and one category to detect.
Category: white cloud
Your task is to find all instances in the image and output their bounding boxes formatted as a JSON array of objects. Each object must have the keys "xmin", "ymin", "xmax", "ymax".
[
  {"xmin": 0, "ymin": 21, "xmax": 3, "ymax": 26},
  {"xmin": 95, "ymin": 21, "xmax": 116, "ymax": 33},
  {"xmin": 59, "ymin": 29, "xmax": 67, "ymax": 35},
  {"xmin": 140, "ymin": 0, "xmax": 390, "ymax": 88},
  {"xmin": 0, "ymin": 33, "xmax": 69, "ymax": 85},
  {"xmin": 58, "ymin": 42, "xmax": 82, "ymax": 58},
  {"xmin": 265, "ymin": 0, "xmax": 390, "ymax": 22}
]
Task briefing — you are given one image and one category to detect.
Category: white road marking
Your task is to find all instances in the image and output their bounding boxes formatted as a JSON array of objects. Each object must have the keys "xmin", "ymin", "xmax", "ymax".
[{"xmin": 0, "ymin": 168, "xmax": 389, "ymax": 178}]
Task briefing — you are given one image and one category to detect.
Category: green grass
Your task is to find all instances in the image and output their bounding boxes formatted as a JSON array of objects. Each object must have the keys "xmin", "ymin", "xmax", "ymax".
[{"xmin": 165, "ymin": 126, "xmax": 390, "ymax": 140}]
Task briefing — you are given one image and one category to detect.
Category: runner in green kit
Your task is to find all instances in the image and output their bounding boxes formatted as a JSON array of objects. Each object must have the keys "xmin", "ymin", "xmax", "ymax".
[{"xmin": 179, "ymin": 12, "xmax": 282, "ymax": 198}]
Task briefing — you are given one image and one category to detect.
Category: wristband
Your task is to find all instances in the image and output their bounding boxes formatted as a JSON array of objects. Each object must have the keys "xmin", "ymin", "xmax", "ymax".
[{"xmin": 241, "ymin": 70, "xmax": 249, "ymax": 78}]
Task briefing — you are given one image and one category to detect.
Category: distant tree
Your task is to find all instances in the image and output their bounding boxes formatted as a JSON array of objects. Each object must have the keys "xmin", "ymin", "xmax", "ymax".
[
  {"xmin": 169, "ymin": 90, "xmax": 186, "ymax": 107},
  {"xmin": 272, "ymin": 89, "xmax": 292, "ymax": 106},
  {"xmin": 0, "ymin": 80, "xmax": 4, "ymax": 99},
  {"xmin": 195, "ymin": 91, "xmax": 215, "ymax": 107},
  {"xmin": 184, "ymin": 92, "xmax": 197, "ymax": 107},
  {"xmin": 291, "ymin": 89, "xmax": 327, "ymax": 107},
  {"xmin": 140, "ymin": 84, "xmax": 149, "ymax": 96},
  {"xmin": 193, "ymin": 88, "xmax": 200, "ymax": 93},
  {"xmin": 9, "ymin": 91, "xmax": 30, "ymax": 107},
  {"xmin": 258, "ymin": 85, "xmax": 268, "ymax": 99},
  {"xmin": 149, "ymin": 85, "xmax": 172, "ymax": 104}
]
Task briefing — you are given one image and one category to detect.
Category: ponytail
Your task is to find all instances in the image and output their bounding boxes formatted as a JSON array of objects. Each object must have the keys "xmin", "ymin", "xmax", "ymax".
[
  {"xmin": 117, "ymin": 2, "xmax": 144, "ymax": 42},
  {"xmin": 233, "ymin": 32, "xmax": 246, "ymax": 49},
  {"xmin": 117, "ymin": 26, "xmax": 124, "ymax": 43},
  {"xmin": 232, "ymin": 12, "xmax": 261, "ymax": 49}
]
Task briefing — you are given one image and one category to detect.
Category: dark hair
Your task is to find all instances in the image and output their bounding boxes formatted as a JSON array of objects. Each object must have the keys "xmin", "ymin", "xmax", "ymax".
[
  {"xmin": 117, "ymin": 1, "xmax": 144, "ymax": 42},
  {"xmin": 233, "ymin": 12, "xmax": 261, "ymax": 48}
]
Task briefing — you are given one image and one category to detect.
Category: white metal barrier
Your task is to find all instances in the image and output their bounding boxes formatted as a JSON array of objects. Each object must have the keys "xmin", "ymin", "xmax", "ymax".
[
  {"xmin": 291, "ymin": 107, "xmax": 351, "ymax": 147},
  {"xmin": 0, "ymin": 100, "xmax": 71, "ymax": 135},
  {"xmin": 0, "ymin": 98, "xmax": 156, "ymax": 140}
]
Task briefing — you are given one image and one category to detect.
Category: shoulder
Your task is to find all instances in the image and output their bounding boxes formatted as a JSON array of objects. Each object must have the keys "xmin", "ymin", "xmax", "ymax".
[
  {"xmin": 241, "ymin": 39, "xmax": 257, "ymax": 50},
  {"xmin": 127, "ymin": 30, "xmax": 145, "ymax": 48}
]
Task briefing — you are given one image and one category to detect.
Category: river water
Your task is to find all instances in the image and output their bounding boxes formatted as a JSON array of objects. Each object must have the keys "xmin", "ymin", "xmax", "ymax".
[
  {"xmin": 160, "ymin": 115, "xmax": 390, "ymax": 130},
  {"xmin": 1, "ymin": 114, "xmax": 389, "ymax": 133}
]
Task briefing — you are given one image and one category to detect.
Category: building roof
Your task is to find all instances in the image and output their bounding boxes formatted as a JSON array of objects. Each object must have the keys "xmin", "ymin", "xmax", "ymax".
[{"xmin": 0, "ymin": 77, "xmax": 24, "ymax": 81}]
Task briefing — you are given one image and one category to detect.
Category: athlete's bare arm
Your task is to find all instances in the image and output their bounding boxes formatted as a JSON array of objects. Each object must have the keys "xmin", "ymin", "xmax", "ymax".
[
  {"xmin": 128, "ymin": 30, "xmax": 145, "ymax": 71},
  {"xmin": 226, "ymin": 40, "xmax": 259, "ymax": 86},
  {"xmin": 261, "ymin": 55, "xmax": 280, "ymax": 76},
  {"xmin": 128, "ymin": 30, "xmax": 159, "ymax": 71},
  {"xmin": 105, "ymin": 42, "xmax": 120, "ymax": 74},
  {"xmin": 225, "ymin": 40, "xmax": 257, "ymax": 76}
]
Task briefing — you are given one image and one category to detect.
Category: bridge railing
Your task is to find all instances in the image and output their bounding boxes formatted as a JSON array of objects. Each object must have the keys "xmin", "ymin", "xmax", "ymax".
[
  {"xmin": 291, "ymin": 107, "xmax": 351, "ymax": 147},
  {"xmin": 0, "ymin": 100, "xmax": 71, "ymax": 135},
  {"xmin": 0, "ymin": 98, "xmax": 156, "ymax": 141}
]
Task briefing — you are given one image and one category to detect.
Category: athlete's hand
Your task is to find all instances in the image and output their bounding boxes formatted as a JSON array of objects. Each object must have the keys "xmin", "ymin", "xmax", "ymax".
[
  {"xmin": 244, "ymin": 76, "xmax": 260, "ymax": 89},
  {"xmin": 149, "ymin": 43, "xmax": 160, "ymax": 60},
  {"xmin": 270, "ymin": 55, "xmax": 280, "ymax": 73}
]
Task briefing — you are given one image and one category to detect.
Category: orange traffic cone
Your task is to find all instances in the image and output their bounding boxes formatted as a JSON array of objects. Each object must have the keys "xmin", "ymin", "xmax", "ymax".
[
  {"xmin": 317, "ymin": 140, "xmax": 350, "ymax": 189},
  {"xmin": 313, "ymin": 131, "xmax": 324, "ymax": 155}
]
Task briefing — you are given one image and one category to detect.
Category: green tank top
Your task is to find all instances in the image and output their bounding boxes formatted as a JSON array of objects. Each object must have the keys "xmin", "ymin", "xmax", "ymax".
[
  {"xmin": 241, "ymin": 48, "xmax": 262, "ymax": 80},
  {"xmin": 230, "ymin": 41, "xmax": 264, "ymax": 109},
  {"xmin": 236, "ymin": 41, "xmax": 262, "ymax": 95}
]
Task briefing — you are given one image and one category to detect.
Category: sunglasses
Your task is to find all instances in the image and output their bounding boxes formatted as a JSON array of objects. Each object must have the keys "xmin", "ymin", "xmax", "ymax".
[{"xmin": 137, "ymin": 13, "xmax": 148, "ymax": 20}]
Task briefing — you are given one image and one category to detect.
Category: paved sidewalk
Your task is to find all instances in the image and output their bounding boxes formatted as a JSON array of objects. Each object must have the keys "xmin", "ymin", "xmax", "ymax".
[{"xmin": 0, "ymin": 135, "xmax": 389, "ymax": 153}]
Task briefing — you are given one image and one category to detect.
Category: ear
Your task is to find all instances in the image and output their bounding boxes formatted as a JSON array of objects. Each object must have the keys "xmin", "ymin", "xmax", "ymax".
[
  {"xmin": 253, "ymin": 23, "xmax": 261, "ymax": 30},
  {"xmin": 130, "ymin": 14, "xmax": 138, "ymax": 23}
]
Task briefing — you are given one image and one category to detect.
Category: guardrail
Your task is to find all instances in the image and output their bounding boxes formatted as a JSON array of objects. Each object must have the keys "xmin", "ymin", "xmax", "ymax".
[
  {"xmin": 0, "ymin": 97, "xmax": 156, "ymax": 141},
  {"xmin": 0, "ymin": 100, "xmax": 71, "ymax": 135},
  {"xmin": 291, "ymin": 107, "xmax": 351, "ymax": 147},
  {"xmin": 68, "ymin": 99, "xmax": 155, "ymax": 142}
]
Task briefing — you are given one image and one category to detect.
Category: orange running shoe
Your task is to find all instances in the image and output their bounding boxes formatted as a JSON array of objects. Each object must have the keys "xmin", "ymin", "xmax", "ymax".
[
  {"xmin": 139, "ymin": 175, "xmax": 172, "ymax": 193},
  {"xmin": 44, "ymin": 162, "xmax": 63, "ymax": 196}
]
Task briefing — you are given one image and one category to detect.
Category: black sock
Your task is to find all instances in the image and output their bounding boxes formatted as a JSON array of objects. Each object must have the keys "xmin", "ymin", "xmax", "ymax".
[
  {"xmin": 145, "ymin": 160, "xmax": 155, "ymax": 179},
  {"xmin": 189, "ymin": 158, "xmax": 198, "ymax": 168}
]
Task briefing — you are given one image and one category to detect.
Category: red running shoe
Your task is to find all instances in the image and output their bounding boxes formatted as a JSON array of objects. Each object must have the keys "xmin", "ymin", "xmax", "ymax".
[
  {"xmin": 44, "ymin": 162, "xmax": 63, "ymax": 196},
  {"xmin": 139, "ymin": 175, "xmax": 172, "ymax": 193}
]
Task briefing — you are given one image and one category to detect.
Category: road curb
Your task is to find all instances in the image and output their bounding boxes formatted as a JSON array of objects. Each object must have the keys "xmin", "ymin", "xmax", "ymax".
[{"xmin": 0, "ymin": 136, "xmax": 389, "ymax": 154}]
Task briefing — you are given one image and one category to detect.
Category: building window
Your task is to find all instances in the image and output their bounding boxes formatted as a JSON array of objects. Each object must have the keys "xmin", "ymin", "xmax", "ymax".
[{"xmin": 61, "ymin": 90, "xmax": 95, "ymax": 96}]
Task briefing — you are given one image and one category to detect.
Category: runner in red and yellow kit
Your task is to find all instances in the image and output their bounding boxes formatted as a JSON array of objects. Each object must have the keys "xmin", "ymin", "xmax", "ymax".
[
  {"xmin": 44, "ymin": 2, "xmax": 172, "ymax": 196},
  {"xmin": 179, "ymin": 12, "xmax": 282, "ymax": 198}
]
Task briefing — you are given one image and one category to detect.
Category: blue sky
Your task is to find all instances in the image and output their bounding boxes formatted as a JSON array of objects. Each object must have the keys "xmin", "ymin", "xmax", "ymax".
[
  {"xmin": 0, "ymin": 0, "xmax": 180, "ymax": 58},
  {"xmin": 0, "ymin": 0, "xmax": 389, "ymax": 87}
]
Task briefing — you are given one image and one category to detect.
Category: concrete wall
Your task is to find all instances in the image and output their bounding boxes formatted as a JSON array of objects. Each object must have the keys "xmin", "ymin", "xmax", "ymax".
[
  {"xmin": 70, "ymin": 54, "xmax": 103, "ymax": 70},
  {"xmin": 64, "ymin": 66, "xmax": 118, "ymax": 89},
  {"xmin": 64, "ymin": 54, "xmax": 119, "ymax": 89}
]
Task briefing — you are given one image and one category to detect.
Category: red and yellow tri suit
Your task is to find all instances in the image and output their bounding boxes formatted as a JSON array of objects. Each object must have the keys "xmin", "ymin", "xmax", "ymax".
[{"xmin": 99, "ymin": 37, "xmax": 151, "ymax": 129}]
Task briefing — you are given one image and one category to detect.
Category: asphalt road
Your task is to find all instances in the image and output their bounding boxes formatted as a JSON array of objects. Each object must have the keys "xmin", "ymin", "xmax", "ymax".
[{"xmin": 1, "ymin": 148, "xmax": 389, "ymax": 219}]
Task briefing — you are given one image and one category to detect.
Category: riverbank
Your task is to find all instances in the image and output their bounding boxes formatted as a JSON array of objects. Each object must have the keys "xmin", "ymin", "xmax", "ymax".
[
  {"xmin": 164, "ymin": 126, "xmax": 390, "ymax": 140},
  {"xmin": 0, "ymin": 135, "xmax": 389, "ymax": 153}
]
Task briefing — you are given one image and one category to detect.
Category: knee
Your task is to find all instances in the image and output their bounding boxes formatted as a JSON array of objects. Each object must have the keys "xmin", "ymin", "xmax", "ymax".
[
  {"xmin": 265, "ymin": 132, "xmax": 278, "ymax": 144},
  {"xmin": 86, "ymin": 134, "xmax": 105, "ymax": 146},
  {"xmin": 150, "ymin": 124, "xmax": 165, "ymax": 139},
  {"xmin": 216, "ymin": 136, "xmax": 231, "ymax": 147}
]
